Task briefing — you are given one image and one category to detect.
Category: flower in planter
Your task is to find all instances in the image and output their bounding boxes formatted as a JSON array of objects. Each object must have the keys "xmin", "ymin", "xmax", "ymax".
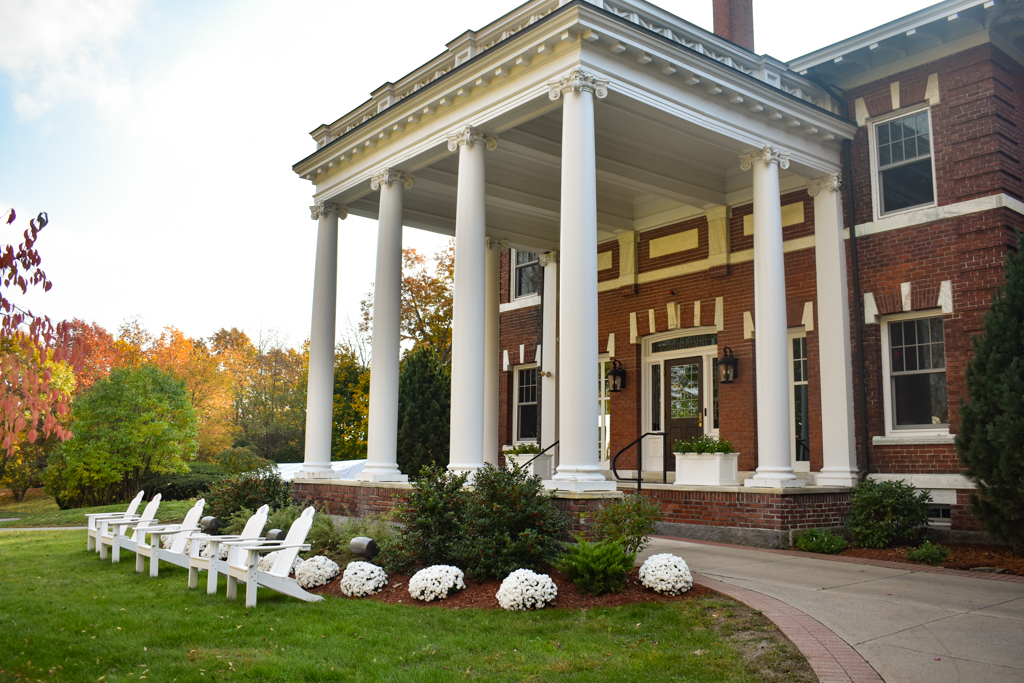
[
  {"xmin": 496, "ymin": 568, "xmax": 557, "ymax": 610},
  {"xmin": 408, "ymin": 565, "xmax": 466, "ymax": 602},
  {"xmin": 639, "ymin": 553, "xmax": 692, "ymax": 595},
  {"xmin": 339, "ymin": 561, "xmax": 388, "ymax": 596},
  {"xmin": 673, "ymin": 435, "xmax": 735, "ymax": 454}
]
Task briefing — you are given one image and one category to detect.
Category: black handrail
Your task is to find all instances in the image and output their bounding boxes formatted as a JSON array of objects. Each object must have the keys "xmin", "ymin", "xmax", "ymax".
[
  {"xmin": 522, "ymin": 441, "xmax": 559, "ymax": 468},
  {"xmin": 611, "ymin": 432, "xmax": 664, "ymax": 493}
]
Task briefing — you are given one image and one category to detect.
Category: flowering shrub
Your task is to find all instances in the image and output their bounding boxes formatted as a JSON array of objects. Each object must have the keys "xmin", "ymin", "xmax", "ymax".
[
  {"xmin": 495, "ymin": 569, "xmax": 558, "ymax": 611},
  {"xmin": 258, "ymin": 550, "xmax": 305, "ymax": 574},
  {"xmin": 339, "ymin": 561, "xmax": 388, "ymax": 597},
  {"xmin": 203, "ymin": 470, "xmax": 291, "ymax": 521},
  {"xmin": 408, "ymin": 565, "xmax": 465, "ymax": 602},
  {"xmin": 295, "ymin": 555, "xmax": 341, "ymax": 589},
  {"xmin": 638, "ymin": 553, "xmax": 693, "ymax": 595}
]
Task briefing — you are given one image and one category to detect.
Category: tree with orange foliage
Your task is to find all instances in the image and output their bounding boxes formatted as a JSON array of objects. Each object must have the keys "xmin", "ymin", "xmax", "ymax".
[
  {"xmin": 361, "ymin": 240, "xmax": 454, "ymax": 366},
  {"xmin": 66, "ymin": 319, "xmax": 118, "ymax": 391},
  {"xmin": 1, "ymin": 208, "xmax": 81, "ymax": 479}
]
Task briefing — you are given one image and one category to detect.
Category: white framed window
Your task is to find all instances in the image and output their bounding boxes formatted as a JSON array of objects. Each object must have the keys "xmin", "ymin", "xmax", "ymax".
[
  {"xmin": 512, "ymin": 250, "xmax": 541, "ymax": 300},
  {"xmin": 788, "ymin": 330, "xmax": 810, "ymax": 471},
  {"xmin": 598, "ymin": 355, "xmax": 612, "ymax": 464},
  {"xmin": 880, "ymin": 311, "xmax": 949, "ymax": 435},
  {"xmin": 869, "ymin": 107, "xmax": 937, "ymax": 219},
  {"xmin": 513, "ymin": 364, "xmax": 539, "ymax": 443}
]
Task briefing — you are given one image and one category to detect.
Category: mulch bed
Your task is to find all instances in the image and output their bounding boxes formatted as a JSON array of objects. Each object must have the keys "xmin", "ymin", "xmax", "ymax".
[
  {"xmin": 833, "ymin": 543, "xmax": 1024, "ymax": 575},
  {"xmin": 311, "ymin": 567, "xmax": 715, "ymax": 609}
]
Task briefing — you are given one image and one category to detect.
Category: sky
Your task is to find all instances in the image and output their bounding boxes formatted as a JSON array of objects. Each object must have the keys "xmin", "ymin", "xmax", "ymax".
[{"xmin": 0, "ymin": 0, "xmax": 937, "ymax": 349}]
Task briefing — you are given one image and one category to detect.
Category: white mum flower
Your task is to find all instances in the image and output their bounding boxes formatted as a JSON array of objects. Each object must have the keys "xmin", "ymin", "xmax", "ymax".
[
  {"xmin": 496, "ymin": 569, "xmax": 558, "ymax": 611},
  {"xmin": 638, "ymin": 553, "xmax": 693, "ymax": 595},
  {"xmin": 258, "ymin": 551, "xmax": 305, "ymax": 574},
  {"xmin": 339, "ymin": 561, "xmax": 388, "ymax": 597},
  {"xmin": 408, "ymin": 565, "xmax": 466, "ymax": 602},
  {"xmin": 295, "ymin": 555, "xmax": 341, "ymax": 589}
]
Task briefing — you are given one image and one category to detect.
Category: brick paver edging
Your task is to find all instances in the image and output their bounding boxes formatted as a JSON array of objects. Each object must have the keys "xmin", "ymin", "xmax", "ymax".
[
  {"xmin": 694, "ymin": 573, "xmax": 884, "ymax": 683},
  {"xmin": 653, "ymin": 535, "xmax": 1024, "ymax": 584}
]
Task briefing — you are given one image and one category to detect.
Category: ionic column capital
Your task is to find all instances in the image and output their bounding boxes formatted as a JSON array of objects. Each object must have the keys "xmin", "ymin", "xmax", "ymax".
[
  {"xmin": 807, "ymin": 173, "xmax": 842, "ymax": 196},
  {"xmin": 370, "ymin": 168, "xmax": 414, "ymax": 191},
  {"xmin": 538, "ymin": 251, "xmax": 559, "ymax": 267},
  {"xmin": 486, "ymin": 236, "xmax": 508, "ymax": 251},
  {"xmin": 447, "ymin": 125, "xmax": 498, "ymax": 152},
  {"xmin": 740, "ymin": 145, "xmax": 790, "ymax": 171},
  {"xmin": 548, "ymin": 68, "xmax": 609, "ymax": 101},
  {"xmin": 310, "ymin": 201, "xmax": 347, "ymax": 220}
]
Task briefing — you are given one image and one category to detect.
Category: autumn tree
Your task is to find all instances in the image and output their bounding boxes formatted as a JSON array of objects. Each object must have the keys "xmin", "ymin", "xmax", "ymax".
[
  {"xmin": 1, "ymin": 208, "xmax": 80, "ymax": 480},
  {"xmin": 66, "ymin": 319, "xmax": 118, "ymax": 391},
  {"xmin": 361, "ymin": 240, "xmax": 454, "ymax": 365}
]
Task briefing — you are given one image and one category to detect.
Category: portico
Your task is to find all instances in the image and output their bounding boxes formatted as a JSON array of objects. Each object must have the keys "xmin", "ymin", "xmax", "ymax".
[{"xmin": 291, "ymin": 0, "xmax": 859, "ymax": 494}]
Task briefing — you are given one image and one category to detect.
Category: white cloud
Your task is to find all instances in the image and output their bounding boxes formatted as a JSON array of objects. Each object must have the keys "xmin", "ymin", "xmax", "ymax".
[{"xmin": 0, "ymin": 0, "xmax": 140, "ymax": 119}]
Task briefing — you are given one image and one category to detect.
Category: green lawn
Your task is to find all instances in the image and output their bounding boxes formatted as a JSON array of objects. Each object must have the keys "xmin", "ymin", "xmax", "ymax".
[
  {"xmin": 0, "ymin": 492, "xmax": 194, "ymax": 528},
  {"xmin": 0, "ymin": 531, "xmax": 814, "ymax": 682}
]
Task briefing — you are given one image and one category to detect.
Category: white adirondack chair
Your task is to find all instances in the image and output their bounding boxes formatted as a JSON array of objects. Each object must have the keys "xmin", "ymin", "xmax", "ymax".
[
  {"xmin": 188, "ymin": 504, "xmax": 269, "ymax": 592},
  {"xmin": 224, "ymin": 506, "xmax": 323, "ymax": 608},
  {"xmin": 101, "ymin": 494, "xmax": 162, "ymax": 562},
  {"xmin": 134, "ymin": 499, "xmax": 206, "ymax": 577},
  {"xmin": 86, "ymin": 491, "xmax": 145, "ymax": 552}
]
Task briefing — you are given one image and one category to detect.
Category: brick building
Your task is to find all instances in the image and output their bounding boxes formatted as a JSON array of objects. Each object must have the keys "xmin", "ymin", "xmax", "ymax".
[{"xmin": 290, "ymin": 0, "xmax": 1022, "ymax": 546}]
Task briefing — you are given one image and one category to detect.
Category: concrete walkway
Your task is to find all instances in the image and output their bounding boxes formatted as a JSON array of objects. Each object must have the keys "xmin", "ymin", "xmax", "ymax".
[{"xmin": 639, "ymin": 536, "xmax": 1024, "ymax": 683}]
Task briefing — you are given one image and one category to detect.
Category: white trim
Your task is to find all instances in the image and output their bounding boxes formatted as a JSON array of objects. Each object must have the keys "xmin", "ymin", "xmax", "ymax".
[
  {"xmin": 845, "ymin": 193, "xmax": 1024, "ymax": 239},
  {"xmin": 868, "ymin": 472, "xmax": 974, "ymax": 490},
  {"xmin": 598, "ymin": 354, "xmax": 611, "ymax": 466},
  {"xmin": 512, "ymin": 363, "xmax": 539, "ymax": 445},
  {"xmin": 880, "ymin": 309, "xmax": 950, "ymax": 437},
  {"xmin": 499, "ymin": 294, "xmax": 541, "ymax": 313},
  {"xmin": 868, "ymin": 105, "xmax": 938, "ymax": 222},
  {"xmin": 787, "ymin": 328, "xmax": 810, "ymax": 472},
  {"xmin": 873, "ymin": 434, "xmax": 955, "ymax": 445}
]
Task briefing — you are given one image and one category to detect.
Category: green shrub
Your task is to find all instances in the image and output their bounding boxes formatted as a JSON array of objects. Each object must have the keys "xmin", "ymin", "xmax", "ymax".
[
  {"xmin": 211, "ymin": 447, "xmax": 276, "ymax": 475},
  {"xmin": 453, "ymin": 463, "xmax": 569, "ymax": 579},
  {"xmin": 556, "ymin": 537, "xmax": 636, "ymax": 595},
  {"xmin": 591, "ymin": 493, "xmax": 662, "ymax": 554},
  {"xmin": 140, "ymin": 462, "xmax": 226, "ymax": 501},
  {"xmin": 848, "ymin": 479, "xmax": 931, "ymax": 548},
  {"xmin": 794, "ymin": 528, "xmax": 848, "ymax": 554},
  {"xmin": 673, "ymin": 434, "xmax": 735, "ymax": 453},
  {"xmin": 203, "ymin": 470, "xmax": 291, "ymax": 521},
  {"xmin": 381, "ymin": 465, "xmax": 469, "ymax": 574},
  {"xmin": 907, "ymin": 540, "xmax": 951, "ymax": 565},
  {"xmin": 505, "ymin": 443, "xmax": 541, "ymax": 456}
]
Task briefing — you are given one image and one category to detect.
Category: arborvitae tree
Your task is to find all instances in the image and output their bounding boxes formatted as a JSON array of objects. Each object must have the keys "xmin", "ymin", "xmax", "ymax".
[
  {"xmin": 957, "ymin": 232, "xmax": 1024, "ymax": 550},
  {"xmin": 396, "ymin": 344, "xmax": 451, "ymax": 477}
]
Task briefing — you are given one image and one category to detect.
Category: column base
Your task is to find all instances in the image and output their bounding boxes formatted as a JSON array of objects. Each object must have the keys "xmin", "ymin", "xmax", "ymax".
[
  {"xmin": 544, "ymin": 479, "xmax": 617, "ymax": 493},
  {"xmin": 355, "ymin": 466, "xmax": 408, "ymax": 483},
  {"xmin": 294, "ymin": 465, "xmax": 335, "ymax": 480},
  {"xmin": 744, "ymin": 477, "xmax": 806, "ymax": 489},
  {"xmin": 815, "ymin": 468, "xmax": 859, "ymax": 487}
]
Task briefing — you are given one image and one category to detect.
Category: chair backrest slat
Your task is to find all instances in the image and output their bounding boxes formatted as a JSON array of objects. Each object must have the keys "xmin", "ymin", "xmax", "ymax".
[
  {"xmin": 268, "ymin": 507, "xmax": 315, "ymax": 577},
  {"xmin": 130, "ymin": 494, "xmax": 162, "ymax": 542},
  {"xmin": 168, "ymin": 499, "xmax": 205, "ymax": 554},
  {"xmin": 227, "ymin": 505, "xmax": 270, "ymax": 566},
  {"xmin": 125, "ymin": 490, "xmax": 145, "ymax": 517}
]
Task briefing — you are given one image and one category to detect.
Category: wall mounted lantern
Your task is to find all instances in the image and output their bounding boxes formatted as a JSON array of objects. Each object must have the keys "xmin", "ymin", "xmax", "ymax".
[
  {"xmin": 608, "ymin": 359, "xmax": 626, "ymax": 392},
  {"xmin": 718, "ymin": 347, "xmax": 738, "ymax": 384}
]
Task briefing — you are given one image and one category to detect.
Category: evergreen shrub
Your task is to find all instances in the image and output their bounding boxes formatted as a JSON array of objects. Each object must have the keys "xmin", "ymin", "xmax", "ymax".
[
  {"xmin": 203, "ymin": 470, "xmax": 291, "ymax": 521},
  {"xmin": 140, "ymin": 462, "xmax": 226, "ymax": 501},
  {"xmin": 907, "ymin": 540, "xmax": 951, "ymax": 566},
  {"xmin": 957, "ymin": 233, "xmax": 1024, "ymax": 550},
  {"xmin": 591, "ymin": 493, "xmax": 662, "ymax": 554},
  {"xmin": 847, "ymin": 479, "xmax": 931, "ymax": 548},
  {"xmin": 396, "ymin": 345, "xmax": 451, "ymax": 477},
  {"xmin": 794, "ymin": 528, "xmax": 848, "ymax": 554},
  {"xmin": 557, "ymin": 537, "xmax": 636, "ymax": 595},
  {"xmin": 382, "ymin": 465, "xmax": 468, "ymax": 574}
]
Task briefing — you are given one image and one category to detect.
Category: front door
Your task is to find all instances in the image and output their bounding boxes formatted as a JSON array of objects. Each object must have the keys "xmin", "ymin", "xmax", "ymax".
[{"xmin": 663, "ymin": 356, "xmax": 704, "ymax": 472}]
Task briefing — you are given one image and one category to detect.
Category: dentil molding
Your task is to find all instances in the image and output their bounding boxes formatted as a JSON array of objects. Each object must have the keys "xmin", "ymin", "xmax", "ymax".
[
  {"xmin": 548, "ymin": 68, "xmax": 609, "ymax": 101},
  {"xmin": 807, "ymin": 173, "xmax": 842, "ymax": 196},
  {"xmin": 310, "ymin": 202, "xmax": 347, "ymax": 220},
  {"xmin": 739, "ymin": 146, "xmax": 790, "ymax": 171},
  {"xmin": 370, "ymin": 168, "xmax": 415, "ymax": 191},
  {"xmin": 447, "ymin": 125, "xmax": 498, "ymax": 152}
]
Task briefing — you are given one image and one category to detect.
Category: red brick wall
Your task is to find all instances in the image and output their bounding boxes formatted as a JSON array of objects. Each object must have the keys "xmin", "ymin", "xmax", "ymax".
[
  {"xmin": 291, "ymin": 482, "xmax": 407, "ymax": 518},
  {"xmin": 633, "ymin": 488, "xmax": 852, "ymax": 532}
]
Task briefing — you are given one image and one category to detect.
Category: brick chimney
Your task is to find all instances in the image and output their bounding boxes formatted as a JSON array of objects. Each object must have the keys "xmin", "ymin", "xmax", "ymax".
[{"xmin": 713, "ymin": 0, "xmax": 754, "ymax": 52}]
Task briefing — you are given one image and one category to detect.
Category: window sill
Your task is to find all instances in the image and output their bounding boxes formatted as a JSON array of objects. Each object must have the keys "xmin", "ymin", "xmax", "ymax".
[
  {"xmin": 872, "ymin": 434, "xmax": 955, "ymax": 446},
  {"xmin": 499, "ymin": 294, "xmax": 541, "ymax": 313}
]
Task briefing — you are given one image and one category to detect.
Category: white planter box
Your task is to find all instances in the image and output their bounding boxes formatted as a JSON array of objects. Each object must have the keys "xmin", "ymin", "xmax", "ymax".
[
  {"xmin": 506, "ymin": 451, "xmax": 553, "ymax": 480},
  {"xmin": 673, "ymin": 452, "xmax": 740, "ymax": 486}
]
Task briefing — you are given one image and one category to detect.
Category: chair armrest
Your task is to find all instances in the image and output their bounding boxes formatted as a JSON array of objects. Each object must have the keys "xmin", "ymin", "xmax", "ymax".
[
  {"xmin": 86, "ymin": 512, "xmax": 139, "ymax": 521},
  {"xmin": 238, "ymin": 542, "xmax": 311, "ymax": 553},
  {"xmin": 216, "ymin": 537, "xmax": 270, "ymax": 546},
  {"xmin": 111, "ymin": 518, "xmax": 160, "ymax": 532}
]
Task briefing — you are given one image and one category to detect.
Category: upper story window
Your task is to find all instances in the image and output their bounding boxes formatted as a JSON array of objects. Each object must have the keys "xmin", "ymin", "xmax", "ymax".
[
  {"xmin": 513, "ymin": 250, "xmax": 540, "ymax": 299},
  {"xmin": 885, "ymin": 315, "xmax": 948, "ymax": 431},
  {"xmin": 875, "ymin": 109, "xmax": 935, "ymax": 216}
]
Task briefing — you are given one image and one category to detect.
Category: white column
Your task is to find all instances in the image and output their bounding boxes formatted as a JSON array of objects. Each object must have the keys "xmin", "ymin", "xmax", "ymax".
[
  {"xmin": 357, "ymin": 169, "xmax": 411, "ymax": 483},
  {"xmin": 741, "ymin": 146, "xmax": 802, "ymax": 488},
  {"xmin": 539, "ymin": 251, "xmax": 559, "ymax": 459},
  {"xmin": 482, "ymin": 238, "xmax": 503, "ymax": 467},
  {"xmin": 447, "ymin": 126, "xmax": 496, "ymax": 478},
  {"xmin": 549, "ymin": 69, "xmax": 615, "ymax": 492},
  {"xmin": 298, "ymin": 201, "xmax": 345, "ymax": 479},
  {"xmin": 810, "ymin": 174, "xmax": 859, "ymax": 486}
]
